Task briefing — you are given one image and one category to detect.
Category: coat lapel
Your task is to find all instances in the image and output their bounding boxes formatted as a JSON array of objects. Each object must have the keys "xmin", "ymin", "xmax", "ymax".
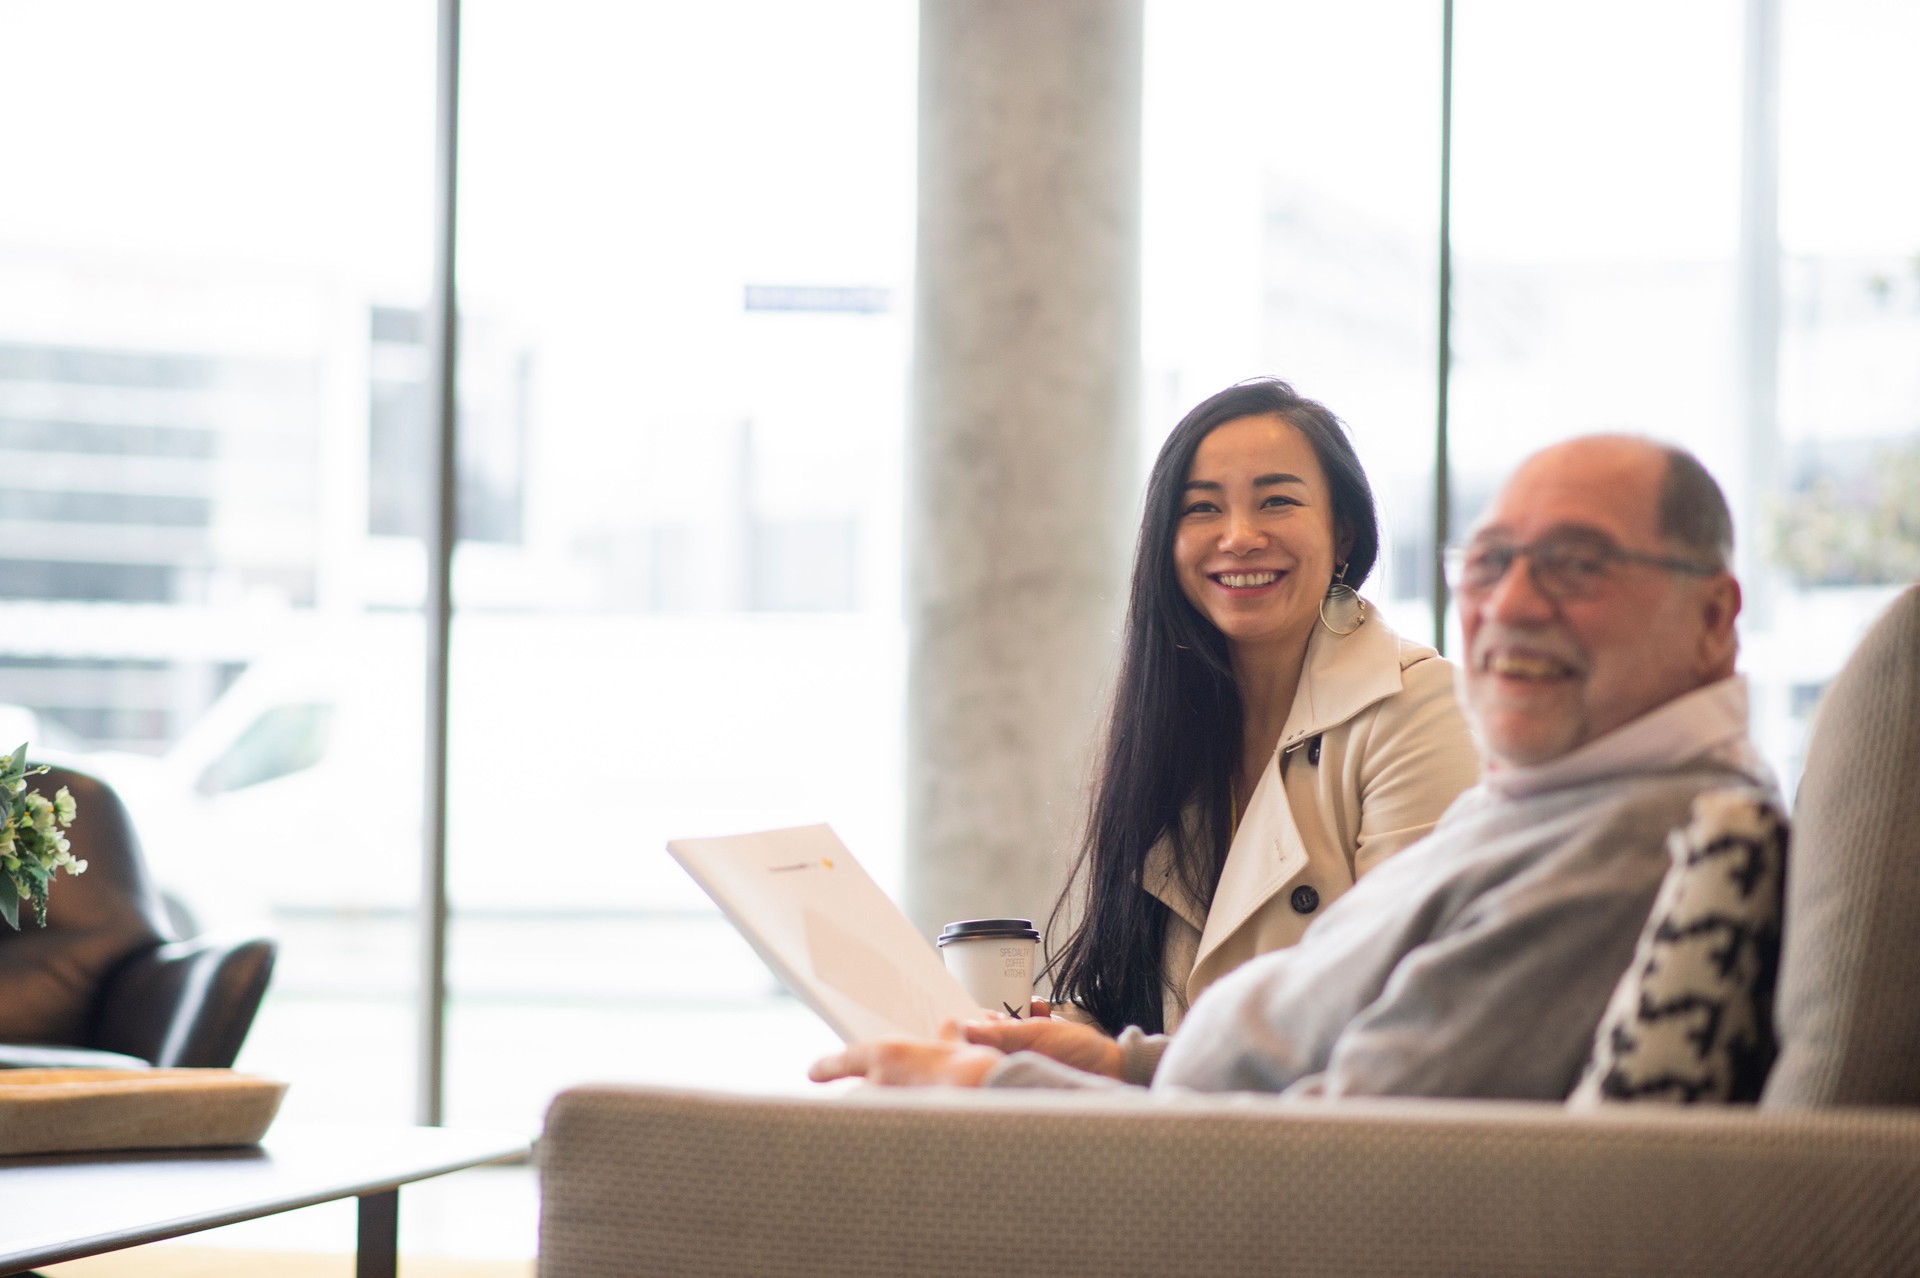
[
  {"xmin": 1190, "ymin": 749, "xmax": 1309, "ymax": 974},
  {"xmin": 1141, "ymin": 827, "xmax": 1207, "ymax": 934},
  {"xmin": 1276, "ymin": 605, "xmax": 1408, "ymax": 753}
]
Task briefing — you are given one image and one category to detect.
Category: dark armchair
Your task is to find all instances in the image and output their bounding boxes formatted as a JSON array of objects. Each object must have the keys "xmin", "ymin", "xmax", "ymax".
[{"xmin": 0, "ymin": 764, "xmax": 276, "ymax": 1070}]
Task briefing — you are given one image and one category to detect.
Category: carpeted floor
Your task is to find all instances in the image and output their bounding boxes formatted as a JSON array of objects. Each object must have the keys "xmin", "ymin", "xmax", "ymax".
[{"xmin": 40, "ymin": 1247, "xmax": 534, "ymax": 1277}]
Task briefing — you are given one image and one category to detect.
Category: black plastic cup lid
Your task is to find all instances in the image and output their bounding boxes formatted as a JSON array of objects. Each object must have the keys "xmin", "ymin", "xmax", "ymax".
[{"xmin": 938, "ymin": 918, "xmax": 1040, "ymax": 945}]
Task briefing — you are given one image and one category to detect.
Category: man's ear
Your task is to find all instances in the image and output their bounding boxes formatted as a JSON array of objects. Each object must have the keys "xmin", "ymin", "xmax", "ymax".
[{"xmin": 1696, "ymin": 573, "xmax": 1742, "ymax": 675}]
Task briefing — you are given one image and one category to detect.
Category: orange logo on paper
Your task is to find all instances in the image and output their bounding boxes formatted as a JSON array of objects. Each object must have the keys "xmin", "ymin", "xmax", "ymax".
[{"xmin": 821, "ymin": 859, "xmax": 834, "ymax": 869}]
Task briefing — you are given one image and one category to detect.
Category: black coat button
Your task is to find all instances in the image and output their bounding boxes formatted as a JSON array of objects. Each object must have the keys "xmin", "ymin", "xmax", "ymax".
[
  {"xmin": 1306, "ymin": 735, "xmax": 1322, "ymax": 765},
  {"xmin": 1290, "ymin": 885, "xmax": 1320, "ymax": 914}
]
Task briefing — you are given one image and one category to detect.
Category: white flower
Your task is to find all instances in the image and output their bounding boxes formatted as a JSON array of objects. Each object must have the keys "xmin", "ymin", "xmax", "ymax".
[{"xmin": 0, "ymin": 771, "xmax": 85, "ymax": 929}]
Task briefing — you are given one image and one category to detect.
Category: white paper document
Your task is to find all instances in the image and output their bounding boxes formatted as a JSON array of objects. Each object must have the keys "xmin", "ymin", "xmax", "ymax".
[{"xmin": 667, "ymin": 824, "xmax": 980, "ymax": 1043}]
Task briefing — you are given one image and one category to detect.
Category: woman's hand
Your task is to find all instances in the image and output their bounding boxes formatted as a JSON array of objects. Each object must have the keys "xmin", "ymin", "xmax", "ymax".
[
  {"xmin": 808, "ymin": 1023, "xmax": 1004, "ymax": 1087},
  {"xmin": 957, "ymin": 1016, "xmax": 1127, "ymax": 1079}
]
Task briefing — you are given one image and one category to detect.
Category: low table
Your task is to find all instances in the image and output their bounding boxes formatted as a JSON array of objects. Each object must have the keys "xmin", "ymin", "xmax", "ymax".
[{"xmin": 0, "ymin": 1123, "xmax": 529, "ymax": 1278}]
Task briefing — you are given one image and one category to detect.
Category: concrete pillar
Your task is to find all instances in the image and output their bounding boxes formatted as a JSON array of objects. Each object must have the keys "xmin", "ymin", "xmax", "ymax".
[{"xmin": 906, "ymin": 0, "xmax": 1143, "ymax": 938}]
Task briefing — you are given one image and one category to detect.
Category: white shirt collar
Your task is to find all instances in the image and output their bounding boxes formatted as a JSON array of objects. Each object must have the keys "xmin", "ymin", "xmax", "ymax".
[{"xmin": 1479, "ymin": 675, "xmax": 1772, "ymax": 801}]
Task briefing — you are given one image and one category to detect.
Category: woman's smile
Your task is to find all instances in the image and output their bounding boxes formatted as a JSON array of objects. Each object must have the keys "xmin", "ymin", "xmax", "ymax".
[{"xmin": 1211, "ymin": 569, "xmax": 1284, "ymax": 591}]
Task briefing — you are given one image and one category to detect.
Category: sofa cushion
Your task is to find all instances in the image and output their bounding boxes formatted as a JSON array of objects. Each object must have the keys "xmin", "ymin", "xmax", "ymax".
[
  {"xmin": 1763, "ymin": 585, "xmax": 1920, "ymax": 1108},
  {"xmin": 1571, "ymin": 787, "xmax": 1785, "ymax": 1105}
]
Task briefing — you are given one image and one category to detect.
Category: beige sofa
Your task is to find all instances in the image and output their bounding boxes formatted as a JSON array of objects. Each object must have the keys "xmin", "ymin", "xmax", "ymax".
[{"xmin": 536, "ymin": 587, "xmax": 1920, "ymax": 1277}]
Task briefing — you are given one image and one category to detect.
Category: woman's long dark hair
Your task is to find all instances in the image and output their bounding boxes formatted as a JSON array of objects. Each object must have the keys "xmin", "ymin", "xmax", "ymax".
[{"xmin": 1043, "ymin": 378, "xmax": 1380, "ymax": 1034}]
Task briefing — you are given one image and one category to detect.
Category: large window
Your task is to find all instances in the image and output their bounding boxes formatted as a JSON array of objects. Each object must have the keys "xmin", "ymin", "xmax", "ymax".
[
  {"xmin": 1147, "ymin": 0, "xmax": 1917, "ymax": 792},
  {"xmin": 1764, "ymin": 0, "xmax": 1920, "ymax": 781},
  {"xmin": 440, "ymin": 0, "xmax": 917, "ymax": 1127},
  {"xmin": 0, "ymin": 0, "xmax": 438, "ymax": 1125},
  {"xmin": 1143, "ymin": 0, "xmax": 1443, "ymax": 638},
  {"xmin": 0, "ymin": 0, "xmax": 915, "ymax": 1141},
  {"xmin": 3, "ymin": 5, "xmax": 1914, "ymax": 1264},
  {"xmin": 1446, "ymin": 0, "xmax": 1917, "ymax": 785}
]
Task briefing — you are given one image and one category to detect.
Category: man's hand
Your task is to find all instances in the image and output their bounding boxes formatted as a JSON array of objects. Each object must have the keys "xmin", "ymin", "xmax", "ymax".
[
  {"xmin": 957, "ymin": 1016, "xmax": 1127, "ymax": 1079},
  {"xmin": 808, "ymin": 1033, "xmax": 1004, "ymax": 1087}
]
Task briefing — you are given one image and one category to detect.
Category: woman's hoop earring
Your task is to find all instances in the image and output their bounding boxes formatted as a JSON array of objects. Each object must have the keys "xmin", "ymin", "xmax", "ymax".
[{"xmin": 1319, "ymin": 563, "xmax": 1365, "ymax": 636}]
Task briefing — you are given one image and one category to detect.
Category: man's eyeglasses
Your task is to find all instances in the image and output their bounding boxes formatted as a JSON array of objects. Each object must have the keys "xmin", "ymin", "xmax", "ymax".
[{"xmin": 1442, "ymin": 535, "xmax": 1719, "ymax": 602}]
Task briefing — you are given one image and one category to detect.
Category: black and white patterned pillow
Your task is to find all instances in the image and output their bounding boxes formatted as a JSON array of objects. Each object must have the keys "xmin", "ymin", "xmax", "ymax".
[{"xmin": 1570, "ymin": 787, "xmax": 1788, "ymax": 1105}]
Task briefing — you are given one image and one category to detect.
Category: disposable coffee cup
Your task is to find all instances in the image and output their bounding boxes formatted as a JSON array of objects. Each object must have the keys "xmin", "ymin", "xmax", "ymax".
[{"xmin": 938, "ymin": 918, "xmax": 1041, "ymax": 1019}]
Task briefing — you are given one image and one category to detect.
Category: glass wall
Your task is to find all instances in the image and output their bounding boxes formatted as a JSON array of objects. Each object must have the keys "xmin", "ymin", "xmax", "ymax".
[
  {"xmin": 5, "ymin": 0, "xmax": 1913, "ymax": 1151},
  {"xmin": 1148, "ymin": 0, "xmax": 1917, "ymax": 790},
  {"xmin": 1143, "ymin": 0, "xmax": 1444, "ymax": 639},
  {"xmin": 1763, "ymin": 0, "xmax": 1920, "ymax": 782},
  {"xmin": 1445, "ymin": 0, "xmax": 1918, "ymax": 785},
  {"xmin": 0, "ymin": 1, "xmax": 437, "ymax": 1123},
  {"xmin": 1449, "ymin": 0, "xmax": 1746, "ymax": 500},
  {"xmin": 441, "ymin": 0, "xmax": 917, "ymax": 1128}
]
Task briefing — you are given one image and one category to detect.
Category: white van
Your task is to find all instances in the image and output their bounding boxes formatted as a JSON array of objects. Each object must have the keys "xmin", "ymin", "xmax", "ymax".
[{"xmin": 80, "ymin": 612, "xmax": 906, "ymax": 934}]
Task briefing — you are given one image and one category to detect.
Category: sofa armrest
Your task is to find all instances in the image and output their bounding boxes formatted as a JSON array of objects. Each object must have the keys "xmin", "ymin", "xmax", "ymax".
[
  {"xmin": 89, "ymin": 933, "xmax": 277, "ymax": 1068},
  {"xmin": 537, "ymin": 1086, "xmax": 1920, "ymax": 1278}
]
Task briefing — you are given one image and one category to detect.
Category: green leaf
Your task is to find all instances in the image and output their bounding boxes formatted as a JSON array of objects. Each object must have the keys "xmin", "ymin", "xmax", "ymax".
[{"xmin": 0, "ymin": 881, "xmax": 18, "ymax": 930}]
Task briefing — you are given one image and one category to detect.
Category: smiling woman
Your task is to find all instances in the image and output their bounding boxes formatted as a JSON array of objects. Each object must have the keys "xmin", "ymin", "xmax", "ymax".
[{"xmin": 1043, "ymin": 379, "xmax": 1481, "ymax": 1037}]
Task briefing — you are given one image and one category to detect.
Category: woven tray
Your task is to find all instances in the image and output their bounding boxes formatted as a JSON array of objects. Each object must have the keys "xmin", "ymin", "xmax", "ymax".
[{"xmin": 0, "ymin": 1068, "xmax": 288, "ymax": 1157}]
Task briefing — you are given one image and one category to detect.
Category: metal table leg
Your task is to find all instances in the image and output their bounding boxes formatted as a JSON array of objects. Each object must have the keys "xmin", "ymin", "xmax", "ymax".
[{"xmin": 357, "ymin": 1189, "xmax": 399, "ymax": 1278}]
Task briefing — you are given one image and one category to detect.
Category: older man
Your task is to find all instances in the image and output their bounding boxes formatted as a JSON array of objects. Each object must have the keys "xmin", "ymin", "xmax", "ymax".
[{"xmin": 813, "ymin": 435, "xmax": 1773, "ymax": 1100}]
